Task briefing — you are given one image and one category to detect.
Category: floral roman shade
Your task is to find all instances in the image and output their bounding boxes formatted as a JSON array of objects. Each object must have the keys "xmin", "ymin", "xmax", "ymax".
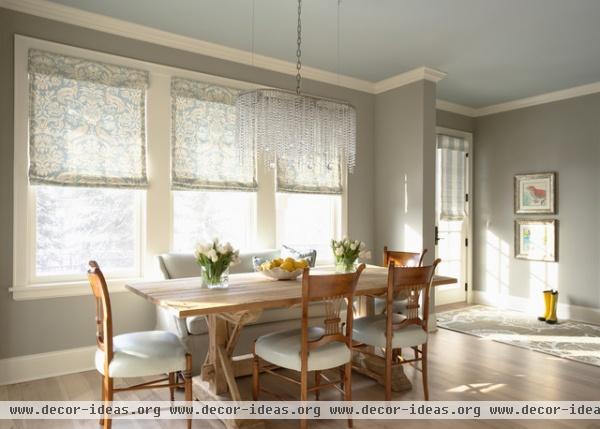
[
  {"xmin": 437, "ymin": 134, "xmax": 469, "ymax": 220},
  {"xmin": 171, "ymin": 77, "xmax": 257, "ymax": 191},
  {"xmin": 28, "ymin": 49, "xmax": 149, "ymax": 188},
  {"xmin": 276, "ymin": 150, "xmax": 343, "ymax": 195}
]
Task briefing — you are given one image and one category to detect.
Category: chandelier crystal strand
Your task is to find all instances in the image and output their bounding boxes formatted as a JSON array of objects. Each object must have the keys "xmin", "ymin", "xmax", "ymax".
[{"xmin": 235, "ymin": 0, "xmax": 357, "ymax": 175}]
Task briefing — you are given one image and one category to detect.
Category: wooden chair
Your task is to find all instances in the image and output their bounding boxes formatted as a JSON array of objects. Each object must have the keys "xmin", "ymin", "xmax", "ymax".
[
  {"xmin": 87, "ymin": 261, "xmax": 193, "ymax": 429},
  {"xmin": 352, "ymin": 259, "xmax": 440, "ymax": 401},
  {"xmin": 252, "ymin": 264, "xmax": 366, "ymax": 429},
  {"xmin": 383, "ymin": 246, "xmax": 427, "ymax": 267},
  {"xmin": 377, "ymin": 247, "xmax": 428, "ymax": 315}
]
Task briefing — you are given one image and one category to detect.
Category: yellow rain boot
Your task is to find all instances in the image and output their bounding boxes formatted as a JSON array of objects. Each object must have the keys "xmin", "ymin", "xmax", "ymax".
[
  {"xmin": 537, "ymin": 290, "xmax": 553, "ymax": 321},
  {"xmin": 546, "ymin": 290, "xmax": 558, "ymax": 324}
]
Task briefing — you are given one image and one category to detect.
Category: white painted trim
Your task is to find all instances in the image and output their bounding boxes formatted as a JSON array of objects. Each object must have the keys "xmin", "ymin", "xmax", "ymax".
[
  {"xmin": 474, "ymin": 80, "xmax": 600, "ymax": 117},
  {"xmin": 0, "ymin": 0, "xmax": 448, "ymax": 95},
  {"xmin": 473, "ymin": 290, "xmax": 600, "ymax": 325},
  {"xmin": 0, "ymin": 346, "xmax": 96, "ymax": 386},
  {"xmin": 374, "ymin": 67, "xmax": 447, "ymax": 94},
  {"xmin": 5, "ymin": 0, "xmax": 600, "ymax": 114},
  {"xmin": 434, "ymin": 127, "xmax": 474, "ymax": 307},
  {"xmin": 437, "ymin": 81, "xmax": 600, "ymax": 118},
  {"xmin": 0, "ymin": 0, "xmax": 374, "ymax": 92},
  {"xmin": 436, "ymin": 99, "xmax": 477, "ymax": 117}
]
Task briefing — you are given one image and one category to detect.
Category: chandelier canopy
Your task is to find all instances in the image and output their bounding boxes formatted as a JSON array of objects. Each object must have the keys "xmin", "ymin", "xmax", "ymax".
[{"xmin": 235, "ymin": 0, "xmax": 357, "ymax": 174}]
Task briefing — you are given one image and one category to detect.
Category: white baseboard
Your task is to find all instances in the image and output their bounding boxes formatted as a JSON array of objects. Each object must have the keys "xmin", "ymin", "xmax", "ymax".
[
  {"xmin": 472, "ymin": 290, "xmax": 600, "ymax": 325},
  {"xmin": 0, "ymin": 345, "xmax": 96, "ymax": 386}
]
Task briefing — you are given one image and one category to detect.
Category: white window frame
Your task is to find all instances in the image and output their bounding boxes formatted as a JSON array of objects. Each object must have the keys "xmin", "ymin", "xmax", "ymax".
[{"xmin": 12, "ymin": 35, "xmax": 347, "ymax": 300}]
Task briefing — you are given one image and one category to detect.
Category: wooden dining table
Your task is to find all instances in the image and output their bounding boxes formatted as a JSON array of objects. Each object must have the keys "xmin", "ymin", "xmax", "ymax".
[{"xmin": 126, "ymin": 265, "xmax": 456, "ymax": 429}]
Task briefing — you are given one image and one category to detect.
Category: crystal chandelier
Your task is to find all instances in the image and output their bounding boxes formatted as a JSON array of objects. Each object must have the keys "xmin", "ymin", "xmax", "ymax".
[{"xmin": 236, "ymin": 0, "xmax": 357, "ymax": 173}]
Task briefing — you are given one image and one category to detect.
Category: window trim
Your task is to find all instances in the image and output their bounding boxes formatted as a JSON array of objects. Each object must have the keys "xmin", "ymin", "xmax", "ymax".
[{"xmin": 13, "ymin": 35, "xmax": 348, "ymax": 300}]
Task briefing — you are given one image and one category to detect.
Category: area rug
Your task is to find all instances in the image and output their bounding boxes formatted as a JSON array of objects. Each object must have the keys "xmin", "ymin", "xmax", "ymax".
[{"xmin": 436, "ymin": 305, "xmax": 600, "ymax": 367}]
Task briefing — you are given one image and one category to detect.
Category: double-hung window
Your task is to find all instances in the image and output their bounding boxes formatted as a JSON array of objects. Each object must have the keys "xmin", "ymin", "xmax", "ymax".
[
  {"xmin": 14, "ymin": 36, "xmax": 346, "ymax": 299},
  {"xmin": 170, "ymin": 77, "xmax": 257, "ymax": 252},
  {"xmin": 275, "ymin": 151, "xmax": 343, "ymax": 262},
  {"xmin": 18, "ymin": 47, "xmax": 148, "ymax": 291}
]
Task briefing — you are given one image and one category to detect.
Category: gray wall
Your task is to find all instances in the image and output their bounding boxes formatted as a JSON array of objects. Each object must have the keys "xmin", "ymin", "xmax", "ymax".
[
  {"xmin": 474, "ymin": 94, "xmax": 600, "ymax": 311},
  {"xmin": 374, "ymin": 81, "xmax": 437, "ymax": 264},
  {"xmin": 0, "ymin": 7, "xmax": 375, "ymax": 359},
  {"xmin": 436, "ymin": 109, "xmax": 475, "ymax": 133}
]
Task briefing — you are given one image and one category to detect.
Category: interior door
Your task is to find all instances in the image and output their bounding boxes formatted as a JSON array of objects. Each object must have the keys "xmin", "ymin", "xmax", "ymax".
[{"xmin": 434, "ymin": 130, "xmax": 471, "ymax": 305}]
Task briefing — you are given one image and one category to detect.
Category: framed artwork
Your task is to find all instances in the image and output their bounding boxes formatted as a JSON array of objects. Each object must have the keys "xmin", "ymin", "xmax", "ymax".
[
  {"xmin": 515, "ymin": 219, "xmax": 557, "ymax": 262},
  {"xmin": 514, "ymin": 172, "xmax": 556, "ymax": 214}
]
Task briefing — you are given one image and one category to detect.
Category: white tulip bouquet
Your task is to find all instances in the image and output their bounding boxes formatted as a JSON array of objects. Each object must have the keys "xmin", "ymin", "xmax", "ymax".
[
  {"xmin": 195, "ymin": 239, "xmax": 240, "ymax": 289},
  {"xmin": 331, "ymin": 238, "xmax": 371, "ymax": 273}
]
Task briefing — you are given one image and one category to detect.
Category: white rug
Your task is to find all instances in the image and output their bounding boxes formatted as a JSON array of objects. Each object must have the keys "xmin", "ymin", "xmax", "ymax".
[{"xmin": 437, "ymin": 305, "xmax": 600, "ymax": 367}]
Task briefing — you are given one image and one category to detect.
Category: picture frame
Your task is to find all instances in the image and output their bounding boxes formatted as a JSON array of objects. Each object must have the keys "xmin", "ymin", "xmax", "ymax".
[
  {"xmin": 514, "ymin": 219, "xmax": 557, "ymax": 262},
  {"xmin": 514, "ymin": 172, "xmax": 556, "ymax": 214}
]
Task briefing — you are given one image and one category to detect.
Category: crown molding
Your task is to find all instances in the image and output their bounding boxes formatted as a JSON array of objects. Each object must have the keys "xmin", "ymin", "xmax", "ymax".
[
  {"xmin": 0, "ymin": 0, "xmax": 448, "ymax": 95},
  {"xmin": 374, "ymin": 67, "xmax": 447, "ymax": 94},
  {"xmin": 435, "ymin": 99, "xmax": 476, "ymax": 117},
  {"xmin": 436, "ymin": 79, "xmax": 600, "ymax": 118},
  {"xmin": 474, "ymin": 80, "xmax": 600, "ymax": 117},
  {"xmin": 0, "ymin": 0, "xmax": 377, "ymax": 93},
  {"xmin": 6, "ymin": 0, "xmax": 598, "ymax": 113}
]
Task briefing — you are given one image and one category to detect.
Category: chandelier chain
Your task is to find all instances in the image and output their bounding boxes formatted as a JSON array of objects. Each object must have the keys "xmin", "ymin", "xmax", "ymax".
[{"xmin": 296, "ymin": 0, "xmax": 302, "ymax": 95}]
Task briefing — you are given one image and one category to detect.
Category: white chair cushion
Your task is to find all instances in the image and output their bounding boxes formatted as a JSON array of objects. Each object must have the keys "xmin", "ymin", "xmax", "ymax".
[
  {"xmin": 255, "ymin": 327, "xmax": 351, "ymax": 372},
  {"xmin": 373, "ymin": 297, "xmax": 407, "ymax": 314},
  {"xmin": 353, "ymin": 314, "xmax": 427, "ymax": 349},
  {"xmin": 95, "ymin": 331, "xmax": 187, "ymax": 378}
]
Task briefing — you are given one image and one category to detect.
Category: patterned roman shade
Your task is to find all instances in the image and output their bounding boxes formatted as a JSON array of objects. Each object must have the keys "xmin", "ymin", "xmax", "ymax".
[
  {"xmin": 276, "ymin": 152, "xmax": 343, "ymax": 195},
  {"xmin": 28, "ymin": 49, "xmax": 149, "ymax": 188},
  {"xmin": 171, "ymin": 77, "xmax": 257, "ymax": 191},
  {"xmin": 437, "ymin": 134, "xmax": 469, "ymax": 220}
]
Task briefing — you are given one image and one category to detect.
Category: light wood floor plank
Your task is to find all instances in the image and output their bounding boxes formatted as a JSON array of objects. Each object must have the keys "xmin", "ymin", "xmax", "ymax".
[{"xmin": 2, "ymin": 324, "xmax": 599, "ymax": 429}]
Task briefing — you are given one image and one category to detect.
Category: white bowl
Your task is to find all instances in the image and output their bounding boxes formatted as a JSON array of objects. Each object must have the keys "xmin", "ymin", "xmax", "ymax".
[{"xmin": 260, "ymin": 267, "xmax": 303, "ymax": 280}]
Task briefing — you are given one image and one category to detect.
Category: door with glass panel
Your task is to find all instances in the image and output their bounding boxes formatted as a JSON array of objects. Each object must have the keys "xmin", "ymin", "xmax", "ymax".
[{"xmin": 435, "ymin": 129, "xmax": 471, "ymax": 305}]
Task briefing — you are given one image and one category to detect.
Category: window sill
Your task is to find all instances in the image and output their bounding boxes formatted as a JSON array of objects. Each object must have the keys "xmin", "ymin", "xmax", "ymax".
[{"xmin": 11, "ymin": 277, "xmax": 143, "ymax": 301}]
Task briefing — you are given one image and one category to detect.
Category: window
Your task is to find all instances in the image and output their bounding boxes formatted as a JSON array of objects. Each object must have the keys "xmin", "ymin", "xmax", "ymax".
[
  {"xmin": 13, "ymin": 36, "xmax": 347, "ymax": 299},
  {"xmin": 170, "ymin": 77, "xmax": 257, "ymax": 252},
  {"xmin": 35, "ymin": 186, "xmax": 141, "ymax": 279},
  {"xmin": 172, "ymin": 191, "xmax": 256, "ymax": 252},
  {"xmin": 14, "ymin": 42, "xmax": 148, "ymax": 296},
  {"xmin": 274, "ymin": 148, "xmax": 344, "ymax": 262},
  {"xmin": 276, "ymin": 193, "xmax": 341, "ymax": 262}
]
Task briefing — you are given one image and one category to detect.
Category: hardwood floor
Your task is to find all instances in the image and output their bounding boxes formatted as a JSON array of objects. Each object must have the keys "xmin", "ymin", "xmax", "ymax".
[{"xmin": 1, "ymin": 317, "xmax": 599, "ymax": 429}]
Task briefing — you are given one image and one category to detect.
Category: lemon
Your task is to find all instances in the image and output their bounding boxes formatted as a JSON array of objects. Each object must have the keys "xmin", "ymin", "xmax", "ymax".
[
  {"xmin": 280, "ymin": 261, "xmax": 295, "ymax": 272},
  {"xmin": 260, "ymin": 261, "xmax": 272, "ymax": 271},
  {"xmin": 284, "ymin": 257, "xmax": 296, "ymax": 264},
  {"xmin": 271, "ymin": 258, "xmax": 282, "ymax": 268},
  {"xmin": 294, "ymin": 259, "xmax": 308, "ymax": 269}
]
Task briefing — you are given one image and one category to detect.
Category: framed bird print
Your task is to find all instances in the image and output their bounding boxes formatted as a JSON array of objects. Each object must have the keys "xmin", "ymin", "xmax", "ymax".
[
  {"xmin": 515, "ymin": 219, "xmax": 557, "ymax": 262},
  {"xmin": 514, "ymin": 172, "xmax": 556, "ymax": 214}
]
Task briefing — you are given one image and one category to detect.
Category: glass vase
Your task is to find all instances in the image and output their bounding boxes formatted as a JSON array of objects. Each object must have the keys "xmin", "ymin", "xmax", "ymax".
[
  {"xmin": 201, "ymin": 266, "xmax": 229, "ymax": 289},
  {"xmin": 335, "ymin": 258, "xmax": 358, "ymax": 273}
]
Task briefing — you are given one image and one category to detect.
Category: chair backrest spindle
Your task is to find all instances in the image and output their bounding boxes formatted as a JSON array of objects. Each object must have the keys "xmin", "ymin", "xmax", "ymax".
[{"xmin": 300, "ymin": 264, "xmax": 366, "ymax": 355}]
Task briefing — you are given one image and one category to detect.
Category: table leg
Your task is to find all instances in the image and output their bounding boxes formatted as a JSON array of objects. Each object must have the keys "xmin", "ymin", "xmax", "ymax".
[{"xmin": 193, "ymin": 311, "xmax": 265, "ymax": 429}]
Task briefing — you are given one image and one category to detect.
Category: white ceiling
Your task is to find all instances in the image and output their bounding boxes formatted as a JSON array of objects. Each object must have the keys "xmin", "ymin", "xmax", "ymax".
[{"xmin": 37, "ymin": 0, "xmax": 600, "ymax": 107}]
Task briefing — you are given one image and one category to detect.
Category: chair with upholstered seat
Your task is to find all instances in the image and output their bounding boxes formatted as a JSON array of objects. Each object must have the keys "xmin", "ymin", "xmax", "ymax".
[
  {"xmin": 374, "ymin": 247, "xmax": 428, "ymax": 314},
  {"xmin": 87, "ymin": 261, "xmax": 192, "ymax": 429},
  {"xmin": 352, "ymin": 259, "xmax": 440, "ymax": 401},
  {"xmin": 252, "ymin": 264, "xmax": 365, "ymax": 429}
]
